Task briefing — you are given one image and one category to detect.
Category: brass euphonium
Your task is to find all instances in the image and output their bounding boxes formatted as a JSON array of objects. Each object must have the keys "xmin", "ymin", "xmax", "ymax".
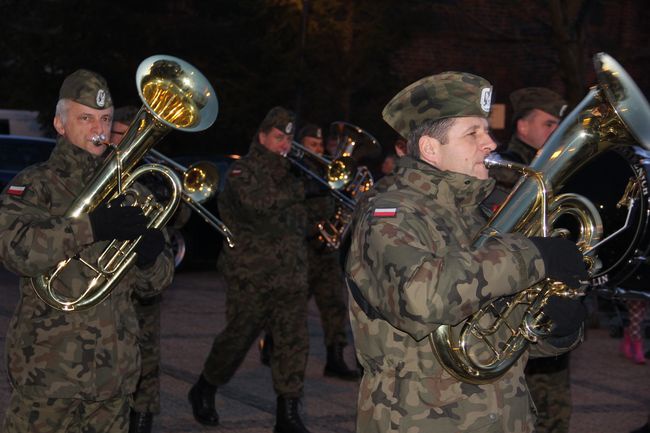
[
  {"xmin": 31, "ymin": 55, "xmax": 220, "ymax": 312},
  {"xmin": 429, "ymin": 53, "xmax": 650, "ymax": 384}
]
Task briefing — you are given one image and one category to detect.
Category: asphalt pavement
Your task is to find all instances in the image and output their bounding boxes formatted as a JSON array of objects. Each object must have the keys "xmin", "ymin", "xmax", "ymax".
[{"xmin": 0, "ymin": 268, "xmax": 648, "ymax": 433}]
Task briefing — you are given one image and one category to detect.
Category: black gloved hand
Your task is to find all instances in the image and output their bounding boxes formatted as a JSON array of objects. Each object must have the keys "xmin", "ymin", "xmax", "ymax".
[
  {"xmin": 529, "ymin": 236, "xmax": 589, "ymax": 287},
  {"xmin": 89, "ymin": 202, "xmax": 147, "ymax": 242},
  {"xmin": 543, "ymin": 296, "xmax": 587, "ymax": 338},
  {"xmin": 135, "ymin": 228, "xmax": 166, "ymax": 268}
]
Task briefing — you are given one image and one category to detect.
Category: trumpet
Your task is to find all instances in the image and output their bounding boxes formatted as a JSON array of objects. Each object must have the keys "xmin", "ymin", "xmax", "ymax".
[
  {"xmin": 144, "ymin": 149, "xmax": 235, "ymax": 248},
  {"xmin": 285, "ymin": 122, "xmax": 380, "ymax": 249}
]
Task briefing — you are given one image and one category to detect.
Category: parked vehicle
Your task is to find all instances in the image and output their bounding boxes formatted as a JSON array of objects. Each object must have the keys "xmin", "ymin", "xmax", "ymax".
[{"xmin": 0, "ymin": 134, "xmax": 56, "ymax": 190}]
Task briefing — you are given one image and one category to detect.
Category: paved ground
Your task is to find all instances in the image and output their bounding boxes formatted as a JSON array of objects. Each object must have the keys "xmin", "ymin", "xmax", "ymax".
[{"xmin": 0, "ymin": 268, "xmax": 648, "ymax": 433}]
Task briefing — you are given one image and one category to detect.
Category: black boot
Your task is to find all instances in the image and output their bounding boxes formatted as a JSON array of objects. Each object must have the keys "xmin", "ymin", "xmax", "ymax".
[
  {"xmin": 274, "ymin": 396, "xmax": 311, "ymax": 433},
  {"xmin": 188, "ymin": 374, "xmax": 219, "ymax": 426},
  {"xmin": 324, "ymin": 344, "xmax": 361, "ymax": 381},
  {"xmin": 128, "ymin": 410, "xmax": 153, "ymax": 433},
  {"xmin": 259, "ymin": 333, "xmax": 273, "ymax": 367}
]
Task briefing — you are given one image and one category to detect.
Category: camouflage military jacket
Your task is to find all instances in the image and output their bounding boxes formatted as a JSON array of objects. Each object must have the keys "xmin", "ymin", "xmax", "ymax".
[
  {"xmin": 218, "ymin": 140, "xmax": 308, "ymax": 281},
  {"xmin": 0, "ymin": 137, "xmax": 174, "ymax": 400},
  {"xmin": 346, "ymin": 156, "xmax": 574, "ymax": 433}
]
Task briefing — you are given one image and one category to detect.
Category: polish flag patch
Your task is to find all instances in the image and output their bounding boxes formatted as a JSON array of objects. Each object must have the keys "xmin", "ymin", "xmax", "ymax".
[
  {"xmin": 231, "ymin": 168, "xmax": 242, "ymax": 177},
  {"xmin": 7, "ymin": 185, "xmax": 26, "ymax": 196},
  {"xmin": 373, "ymin": 207, "xmax": 397, "ymax": 217}
]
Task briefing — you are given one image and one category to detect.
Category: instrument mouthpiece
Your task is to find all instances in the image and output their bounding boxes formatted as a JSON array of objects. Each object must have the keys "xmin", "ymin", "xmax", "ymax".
[
  {"xmin": 484, "ymin": 153, "xmax": 505, "ymax": 169},
  {"xmin": 91, "ymin": 134, "xmax": 107, "ymax": 145}
]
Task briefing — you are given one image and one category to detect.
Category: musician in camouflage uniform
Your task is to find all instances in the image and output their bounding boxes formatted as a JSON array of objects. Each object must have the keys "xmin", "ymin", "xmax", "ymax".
[
  {"xmin": 259, "ymin": 123, "xmax": 360, "ymax": 380},
  {"xmin": 345, "ymin": 72, "xmax": 588, "ymax": 433},
  {"xmin": 0, "ymin": 70, "xmax": 174, "ymax": 433},
  {"xmin": 301, "ymin": 123, "xmax": 360, "ymax": 380},
  {"xmin": 188, "ymin": 107, "xmax": 313, "ymax": 433},
  {"xmin": 495, "ymin": 87, "xmax": 573, "ymax": 433}
]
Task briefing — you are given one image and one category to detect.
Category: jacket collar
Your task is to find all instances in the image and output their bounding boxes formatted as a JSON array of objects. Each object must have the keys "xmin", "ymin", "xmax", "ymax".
[
  {"xmin": 394, "ymin": 155, "xmax": 495, "ymax": 207},
  {"xmin": 506, "ymin": 135, "xmax": 538, "ymax": 165},
  {"xmin": 48, "ymin": 136, "xmax": 104, "ymax": 183}
]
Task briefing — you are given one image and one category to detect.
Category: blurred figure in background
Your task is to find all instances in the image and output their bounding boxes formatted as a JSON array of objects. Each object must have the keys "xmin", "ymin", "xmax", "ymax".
[
  {"xmin": 260, "ymin": 123, "xmax": 360, "ymax": 381},
  {"xmin": 111, "ymin": 105, "xmax": 167, "ymax": 433},
  {"xmin": 489, "ymin": 87, "xmax": 574, "ymax": 433},
  {"xmin": 620, "ymin": 299, "xmax": 648, "ymax": 364},
  {"xmin": 188, "ymin": 107, "xmax": 313, "ymax": 433}
]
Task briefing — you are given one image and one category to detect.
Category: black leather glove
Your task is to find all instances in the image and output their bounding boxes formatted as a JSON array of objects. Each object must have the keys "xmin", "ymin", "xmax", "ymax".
[
  {"xmin": 135, "ymin": 228, "xmax": 166, "ymax": 268},
  {"xmin": 529, "ymin": 236, "xmax": 589, "ymax": 287},
  {"xmin": 89, "ymin": 202, "xmax": 147, "ymax": 241},
  {"xmin": 543, "ymin": 296, "xmax": 587, "ymax": 338}
]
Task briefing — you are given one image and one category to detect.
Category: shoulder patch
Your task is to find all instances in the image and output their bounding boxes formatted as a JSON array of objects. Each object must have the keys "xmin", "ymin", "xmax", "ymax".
[
  {"xmin": 373, "ymin": 207, "xmax": 397, "ymax": 217},
  {"xmin": 7, "ymin": 185, "xmax": 26, "ymax": 197},
  {"xmin": 230, "ymin": 168, "xmax": 242, "ymax": 177}
]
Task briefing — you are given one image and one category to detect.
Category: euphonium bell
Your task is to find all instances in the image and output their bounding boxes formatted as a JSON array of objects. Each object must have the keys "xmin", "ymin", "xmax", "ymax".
[{"xmin": 30, "ymin": 55, "xmax": 220, "ymax": 312}]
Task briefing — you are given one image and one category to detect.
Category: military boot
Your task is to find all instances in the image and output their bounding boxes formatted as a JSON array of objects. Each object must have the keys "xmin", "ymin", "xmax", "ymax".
[
  {"xmin": 259, "ymin": 333, "xmax": 273, "ymax": 367},
  {"xmin": 188, "ymin": 374, "xmax": 219, "ymax": 426},
  {"xmin": 274, "ymin": 396, "xmax": 312, "ymax": 433},
  {"xmin": 128, "ymin": 410, "xmax": 153, "ymax": 433},
  {"xmin": 324, "ymin": 344, "xmax": 361, "ymax": 381}
]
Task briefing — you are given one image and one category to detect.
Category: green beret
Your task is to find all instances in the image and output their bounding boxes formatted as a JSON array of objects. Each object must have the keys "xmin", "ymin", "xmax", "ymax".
[
  {"xmin": 258, "ymin": 106, "xmax": 295, "ymax": 134},
  {"xmin": 510, "ymin": 87, "xmax": 567, "ymax": 120},
  {"xmin": 382, "ymin": 71, "xmax": 493, "ymax": 138},
  {"xmin": 297, "ymin": 123, "xmax": 323, "ymax": 141},
  {"xmin": 59, "ymin": 69, "xmax": 113, "ymax": 109}
]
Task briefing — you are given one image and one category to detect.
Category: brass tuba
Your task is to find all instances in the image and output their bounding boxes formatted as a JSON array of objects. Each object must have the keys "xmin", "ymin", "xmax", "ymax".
[
  {"xmin": 31, "ymin": 55, "xmax": 220, "ymax": 312},
  {"xmin": 429, "ymin": 52, "xmax": 650, "ymax": 384}
]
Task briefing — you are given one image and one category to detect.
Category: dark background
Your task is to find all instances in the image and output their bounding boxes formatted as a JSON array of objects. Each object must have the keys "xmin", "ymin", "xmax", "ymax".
[{"xmin": 1, "ymin": 0, "xmax": 648, "ymax": 159}]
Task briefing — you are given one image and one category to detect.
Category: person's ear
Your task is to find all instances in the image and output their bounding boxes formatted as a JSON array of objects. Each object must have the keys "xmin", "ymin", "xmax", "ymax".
[
  {"xmin": 516, "ymin": 118, "xmax": 528, "ymax": 138},
  {"xmin": 53, "ymin": 115, "xmax": 65, "ymax": 136},
  {"xmin": 419, "ymin": 135, "xmax": 441, "ymax": 165}
]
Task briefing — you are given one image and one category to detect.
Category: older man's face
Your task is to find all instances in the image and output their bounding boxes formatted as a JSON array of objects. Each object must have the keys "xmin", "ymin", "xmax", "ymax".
[{"xmin": 53, "ymin": 100, "xmax": 113, "ymax": 156}]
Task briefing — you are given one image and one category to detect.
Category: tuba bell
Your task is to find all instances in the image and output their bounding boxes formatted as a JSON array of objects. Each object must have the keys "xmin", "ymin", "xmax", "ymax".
[
  {"xmin": 429, "ymin": 52, "xmax": 650, "ymax": 383},
  {"xmin": 30, "ymin": 55, "xmax": 221, "ymax": 312}
]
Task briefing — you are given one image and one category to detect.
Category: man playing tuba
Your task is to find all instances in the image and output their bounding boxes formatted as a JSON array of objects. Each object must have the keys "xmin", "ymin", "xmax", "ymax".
[
  {"xmin": 0, "ymin": 70, "xmax": 174, "ymax": 433},
  {"xmin": 345, "ymin": 72, "xmax": 588, "ymax": 433}
]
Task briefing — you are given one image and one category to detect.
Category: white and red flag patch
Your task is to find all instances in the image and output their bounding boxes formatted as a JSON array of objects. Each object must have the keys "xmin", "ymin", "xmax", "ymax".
[
  {"xmin": 7, "ymin": 185, "xmax": 26, "ymax": 196},
  {"xmin": 231, "ymin": 168, "xmax": 242, "ymax": 177},
  {"xmin": 373, "ymin": 207, "xmax": 397, "ymax": 217}
]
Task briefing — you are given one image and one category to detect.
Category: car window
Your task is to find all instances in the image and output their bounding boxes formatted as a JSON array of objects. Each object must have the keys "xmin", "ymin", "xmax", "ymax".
[{"xmin": 0, "ymin": 140, "xmax": 53, "ymax": 170}]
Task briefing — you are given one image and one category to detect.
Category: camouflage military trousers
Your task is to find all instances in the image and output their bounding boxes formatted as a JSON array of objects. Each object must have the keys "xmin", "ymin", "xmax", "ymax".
[
  {"xmin": 131, "ymin": 294, "xmax": 161, "ymax": 414},
  {"xmin": 203, "ymin": 272, "xmax": 309, "ymax": 397},
  {"xmin": 525, "ymin": 355, "xmax": 572, "ymax": 433},
  {"xmin": 2, "ymin": 391, "xmax": 129, "ymax": 433},
  {"xmin": 308, "ymin": 247, "xmax": 349, "ymax": 347}
]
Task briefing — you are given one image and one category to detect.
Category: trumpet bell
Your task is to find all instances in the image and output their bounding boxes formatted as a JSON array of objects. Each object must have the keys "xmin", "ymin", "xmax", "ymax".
[
  {"xmin": 137, "ymin": 55, "xmax": 219, "ymax": 132},
  {"xmin": 183, "ymin": 161, "xmax": 220, "ymax": 203}
]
